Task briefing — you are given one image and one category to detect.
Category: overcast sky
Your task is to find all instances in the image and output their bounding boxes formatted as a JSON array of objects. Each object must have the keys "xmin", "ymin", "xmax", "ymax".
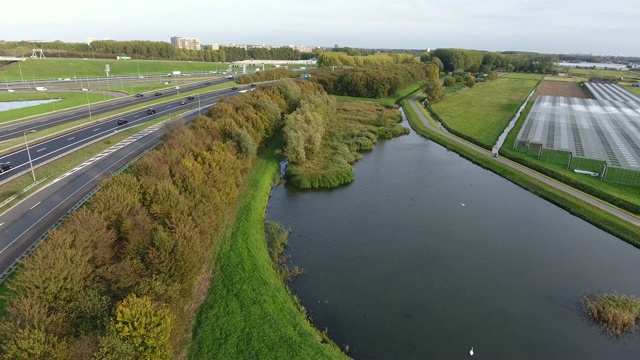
[{"xmin": 3, "ymin": 0, "xmax": 639, "ymax": 56}]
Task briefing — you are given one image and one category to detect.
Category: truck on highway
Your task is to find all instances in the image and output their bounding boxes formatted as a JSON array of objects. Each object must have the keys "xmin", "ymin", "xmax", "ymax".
[
  {"xmin": 172, "ymin": 71, "xmax": 181, "ymax": 76},
  {"xmin": 35, "ymin": 87, "xmax": 47, "ymax": 91}
]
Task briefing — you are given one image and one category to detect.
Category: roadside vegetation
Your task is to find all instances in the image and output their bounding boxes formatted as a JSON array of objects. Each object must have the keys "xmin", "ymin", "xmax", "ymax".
[
  {"xmin": 584, "ymin": 293, "xmax": 640, "ymax": 336},
  {"xmin": 0, "ymin": 79, "xmax": 347, "ymax": 358}
]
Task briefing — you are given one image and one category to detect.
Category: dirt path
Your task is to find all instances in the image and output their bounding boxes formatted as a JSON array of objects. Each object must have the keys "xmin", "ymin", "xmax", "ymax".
[{"xmin": 408, "ymin": 95, "xmax": 640, "ymax": 227}]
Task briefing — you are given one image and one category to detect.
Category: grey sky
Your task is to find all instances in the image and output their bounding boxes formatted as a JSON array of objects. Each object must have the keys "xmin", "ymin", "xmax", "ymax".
[{"xmin": 3, "ymin": 0, "xmax": 639, "ymax": 56}]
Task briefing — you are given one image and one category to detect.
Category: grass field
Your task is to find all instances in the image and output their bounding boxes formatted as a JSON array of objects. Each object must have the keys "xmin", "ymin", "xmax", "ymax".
[
  {"xmin": 622, "ymin": 84, "xmax": 640, "ymax": 97},
  {"xmin": 0, "ymin": 58, "xmax": 233, "ymax": 81},
  {"xmin": 0, "ymin": 92, "xmax": 114, "ymax": 123},
  {"xmin": 431, "ymin": 74, "xmax": 541, "ymax": 149},
  {"xmin": 189, "ymin": 137, "xmax": 345, "ymax": 359}
]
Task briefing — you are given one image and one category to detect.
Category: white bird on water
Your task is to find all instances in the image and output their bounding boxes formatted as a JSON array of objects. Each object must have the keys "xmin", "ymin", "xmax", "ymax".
[{"xmin": 470, "ymin": 347, "xmax": 474, "ymax": 356}]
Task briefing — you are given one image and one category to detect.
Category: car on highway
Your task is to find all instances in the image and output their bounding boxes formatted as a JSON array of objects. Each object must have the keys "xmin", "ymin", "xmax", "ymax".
[
  {"xmin": 146, "ymin": 108, "xmax": 156, "ymax": 114},
  {"xmin": 154, "ymin": 92, "xmax": 162, "ymax": 96},
  {"xmin": 135, "ymin": 93, "xmax": 144, "ymax": 97},
  {"xmin": 187, "ymin": 96, "xmax": 195, "ymax": 100},
  {"xmin": 232, "ymin": 86, "xmax": 238, "ymax": 90},
  {"xmin": 250, "ymin": 84, "xmax": 256, "ymax": 88},
  {"xmin": 205, "ymin": 81, "xmax": 212, "ymax": 85},
  {"xmin": 180, "ymin": 101, "xmax": 186, "ymax": 105},
  {"xmin": 0, "ymin": 162, "xmax": 11, "ymax": 173},
  {"xmin": 81, "ymin": 88, "xmax": 89, "ymax": 91},
  {"xmin": 226, "ymin": 75, "xmax": 234, "ymax": 79},
  {"xmin": 116, "ymin": 120, "xmax": 128, "ymax": 125},
  {"xmin": 7, "ymin": 89, "xmax": 14, "ymax": 93}
]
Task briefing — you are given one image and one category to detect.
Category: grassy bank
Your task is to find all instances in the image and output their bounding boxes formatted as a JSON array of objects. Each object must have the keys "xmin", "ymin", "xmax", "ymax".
[
  {"xmin": 430, "ymin": 74, "xmax": 540, "ymax": 149},
  {"xmin": 0, "ymin": 58, "xmax": 231, "ymax": 81},
  {"xmin": 332, "ymin": 82, "xmax": 424, "ymax": 107},
  {"xmin": 189, "ymin": 138, "xmax": 345, "ymax": 359},
  {"xmin": 403, "ymin": 98, "xmax": 640, "ymax": 247}
]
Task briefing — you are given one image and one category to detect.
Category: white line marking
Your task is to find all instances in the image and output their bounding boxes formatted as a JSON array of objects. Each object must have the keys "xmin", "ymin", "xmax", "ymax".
[
  {"xmin": 0, "ymin": 223, "xmax": 4, "ymax": 226},
  {"xmin": 36, "ymin": 148, "xmax": 46, "ymax": 152},
  {"xmin": 93, "ymin": 128, "xmax": 100, "ymax": 131},
  {"xmin": 0, "ymin": 134, "xmax": 160, "ymax": 256},
  {"xmin": 68, "ymin": 137, "xmax": 75, "ymax": 140},
  {"xmin": 30, "ymin": 201, "xmax": 41, "ymax": 209}
]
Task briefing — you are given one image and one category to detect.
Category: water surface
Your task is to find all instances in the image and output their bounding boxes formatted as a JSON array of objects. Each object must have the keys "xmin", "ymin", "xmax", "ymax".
[{"xmin": 267, "ymin": 119, "xmax": 640, "ymax": 359}]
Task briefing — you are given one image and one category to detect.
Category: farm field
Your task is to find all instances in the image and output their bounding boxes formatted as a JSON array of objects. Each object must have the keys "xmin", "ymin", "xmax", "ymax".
[
  {"xmin": 536, "ymin": 80, "xmax": 591, "ymax": 98},
  {"xmin": 0, "ymin": 58, "xmax": 233, "ymax": 81},
  {"xmin": 431, "ymin": 73, "xmax": 541, "ymax": 149}
]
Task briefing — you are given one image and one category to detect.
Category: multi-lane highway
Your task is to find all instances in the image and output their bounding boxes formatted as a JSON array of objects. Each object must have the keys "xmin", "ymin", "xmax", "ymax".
[
  {"xmin": 0, "ymin": 87, "xmax": 245, "ymax": 276},
  {"xmin": 0, "ymin": 86, "xmax": 247, "ymax": 184},
  {"xmin": 0, "ymin": 78, "xmax": 232, "ymax": 142}
]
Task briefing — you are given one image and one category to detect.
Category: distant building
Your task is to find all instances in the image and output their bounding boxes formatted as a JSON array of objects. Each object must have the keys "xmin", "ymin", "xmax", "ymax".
[{"xmin": 171, "ymin": 36, "xmax": 201, "ymax": 51}]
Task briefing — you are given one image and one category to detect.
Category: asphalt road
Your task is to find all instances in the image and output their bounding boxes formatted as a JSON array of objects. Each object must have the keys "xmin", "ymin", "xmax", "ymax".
[
  {"xmin": 0, "ymin": 86, "xmax": 250, "ymax": 185},
  {"xmin": 0, "ymin": 96, "xmax": 228, "ymax": 276},
  {"xmin": 408, "ymin": 94, "xmax": 640, "ymax": 227},
  {"xmin": 0, "ymin": 78, "xmax": 231, "ymax": 142}
]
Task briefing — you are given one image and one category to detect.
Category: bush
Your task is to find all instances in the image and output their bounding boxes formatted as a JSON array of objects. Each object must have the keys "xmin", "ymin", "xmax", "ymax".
[{"xmin": 443, "ymin": 76, "xmax": 456, "ymax": 87}]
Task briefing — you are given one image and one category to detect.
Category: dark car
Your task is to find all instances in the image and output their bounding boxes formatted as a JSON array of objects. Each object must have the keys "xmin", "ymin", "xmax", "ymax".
[
  {"xmin": 205, "ymin": 82, "xmax": 212, "ymax": 85},
  {"xmin": 250, "ymin": 83, "xmax": 256, "ymax": 88},
  {"xmin": 154, "ymin": 92, "xmax": 162, "ymax": 96},
  {"xmin": 0, "ymin": 162, "xmax": 11, "ymax": 173},
  {"xmin": 187, "ymin": 96, "xmax": 195, "ymax": 100},
  {"xmin": 232, "ymin": 86, "xmax": 238, "ymax": 90},
  {"xmin": 117, "ymin": 120, "xmax": 128, "ymax": 125},
  {"xmin": 135, "ymin": 93, "xmax": 144, "ymax": 98},
  {"xmin": 146, "ymin": 108, "xmax": 156, "ymax": 115}
]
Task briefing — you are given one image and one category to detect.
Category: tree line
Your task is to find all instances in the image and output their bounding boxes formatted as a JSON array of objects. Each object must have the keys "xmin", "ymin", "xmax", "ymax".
[
  {"xmin": 0, "ymin": 79, "xmax": 322, "ymax": 359},
  {"xmin": 317, "ymin": 51, "xmax": 419, "ymax": 67},
  {"xmin": 424, "ymin": 48, "xmax": 559, "ymax": 74},
  {"xmin": 311, "ymin": 63, "xmax": 439, "ymax": 98},
  {"xmin": 0, "ymin": 40, "xmax": 310, "ymax": 62}
]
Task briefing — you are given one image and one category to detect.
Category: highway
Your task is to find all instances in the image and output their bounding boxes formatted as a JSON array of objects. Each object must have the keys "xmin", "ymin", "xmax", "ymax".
[
  {"xmin": 0, "ymin": 86, "xmax": 248, "ymax": 185},
  {"xmin": 0, "ymin": 78, "xmax": 231, "ymax": 142},
  {"xmin": 0, "ymin": 90, "xmax": 239, "ymax": 277}
]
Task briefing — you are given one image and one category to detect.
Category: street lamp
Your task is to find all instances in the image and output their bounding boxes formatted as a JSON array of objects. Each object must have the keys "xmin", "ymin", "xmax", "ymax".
[
  {"xmin": 86, "ymin": 92, "xmax": 92, "ymax": 121},
  {"xmin": 197, "ymin": 93, "xmax": 201, "ymax": 115},
  {"xmin": 24, "ymin": 130, "xmax": 36, "ymax": 181}
]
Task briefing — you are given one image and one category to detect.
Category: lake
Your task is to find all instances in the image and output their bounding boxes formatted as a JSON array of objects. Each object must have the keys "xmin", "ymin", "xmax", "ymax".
[{"xmin": 266, "ymin": 118, "xmax": 640, "ymax": 359}]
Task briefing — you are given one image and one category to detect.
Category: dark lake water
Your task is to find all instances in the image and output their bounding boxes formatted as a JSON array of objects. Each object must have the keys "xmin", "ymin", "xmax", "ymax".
[{"xmin": 266, "ymin": 118, "xmax": 640, "ymax": 359}]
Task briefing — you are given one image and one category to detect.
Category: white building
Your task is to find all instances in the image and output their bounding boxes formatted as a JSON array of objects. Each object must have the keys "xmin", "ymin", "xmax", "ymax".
[{"xmin": 171, "ymin": 36, "xmax": 201, "ymax": 51}]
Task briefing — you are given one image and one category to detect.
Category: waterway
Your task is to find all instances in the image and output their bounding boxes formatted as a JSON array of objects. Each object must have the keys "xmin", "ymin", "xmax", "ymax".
[
  {"xmin": 0, "ymin": 99, "xmax": 61, "ymax": 112},
  {"xmin": 266, "ymin": 118, "xmax": 640, "ymax": 359},
  {"xmin": 493, "ymin": 89, "xmax": 535, "ymax": 154}
]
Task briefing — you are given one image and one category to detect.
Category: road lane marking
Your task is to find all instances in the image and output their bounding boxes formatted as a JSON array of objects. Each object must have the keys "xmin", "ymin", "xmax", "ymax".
[
  {"xmin": 0, "ymin": 223, "xmax": 4, "ymax": 226},
  {"xmin": 93, "ymin": 128, "xmax": 100, "ymax": 131},
  {"xmin": 36, "ymin": 148, "xmax": 46, "ymax": 152},
  {"xmin": 30, "ymin": 201, "xmax": 41, "ymax": 209},
  {"xmin": 67, "ymin": 137, "xmax": 75, "ymax": 140}
]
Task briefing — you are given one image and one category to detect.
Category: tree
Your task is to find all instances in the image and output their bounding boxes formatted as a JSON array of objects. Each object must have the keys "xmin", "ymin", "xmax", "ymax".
[
  {"xmin": 465, "ymin": 74, "xmax": 476, "ymax": 88},
  {"xmin": 443, "ymin": 76, "xmax": 456, "ymax": 87},
  {"xmin": 423, "ymin": 78, "xmax": 444, "ymax": 103},
  {"xmin": 106, "ymin": 294, "xmax": 173, "ymax": 360}
]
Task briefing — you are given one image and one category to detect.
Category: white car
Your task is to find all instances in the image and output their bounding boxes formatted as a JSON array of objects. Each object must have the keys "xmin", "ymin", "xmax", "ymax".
[
  {"xmin": 7, "ymin": 89, "xmax": 15, "ymax": 93},
  {"xmin": 81, "ymin": 88, "xmax": 89, "ymax": 91}
]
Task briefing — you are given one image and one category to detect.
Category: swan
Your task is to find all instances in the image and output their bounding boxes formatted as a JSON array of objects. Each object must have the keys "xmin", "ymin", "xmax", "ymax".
[{"xmin": 470, "ymin": 347, "xmax": 474, "ymax": 356}]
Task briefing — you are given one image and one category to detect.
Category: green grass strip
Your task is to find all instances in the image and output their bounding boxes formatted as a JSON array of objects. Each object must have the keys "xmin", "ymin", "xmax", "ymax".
[{"xmin": 189, "ymin": 138, "xmax": 345, "ymax": 359}]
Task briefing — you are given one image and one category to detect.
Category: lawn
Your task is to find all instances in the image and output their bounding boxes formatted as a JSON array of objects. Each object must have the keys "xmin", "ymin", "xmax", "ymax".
[
  {"xmin": 332, "ymin": 82, "xmax": 424, "ymax": 107},
  {"xmin": 431, "ymin": 74, "xmax": 541, "ymax": 149},
  {"xmin": 189, "ymin": 137, "xmax": 346, "ymax": 359},
  {"xmin": 0, "ymin": 92, "xmax": 114, "ymax": 124},
  {"xmin": 0, "ymin": 58, "xmax": 233, "ymax": 81}
]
